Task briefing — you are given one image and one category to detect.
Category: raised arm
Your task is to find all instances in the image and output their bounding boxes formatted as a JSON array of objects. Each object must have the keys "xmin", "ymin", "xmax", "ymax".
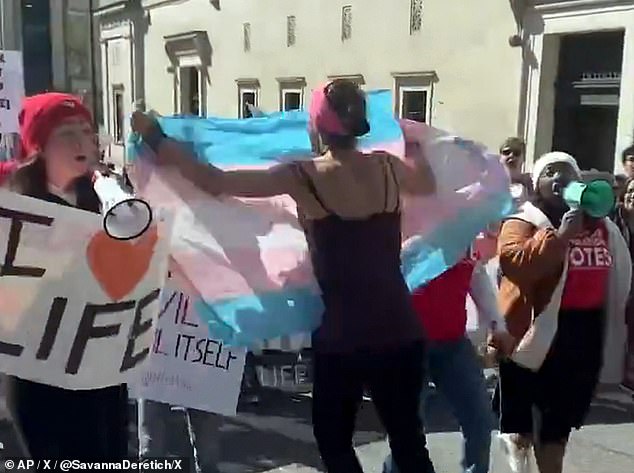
[
  {"xmin": 131, "ymin": 112, "xmax": 294, "ymax": 198},
  {"xmin": 497, "ymin": 218, "xmax": 568, "ymax": 285}
]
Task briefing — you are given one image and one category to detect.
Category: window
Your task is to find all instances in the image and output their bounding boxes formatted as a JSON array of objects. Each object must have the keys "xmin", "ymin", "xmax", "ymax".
[
  {"xmin": 394, "ymin": 72, "xmax": 436, "ymax": 124},
  {"xmin": 164, "ymin": 31, "xmax": 210, "ymax": 116},
  {"xmin": 239, "ymin": 88, "xmax": 259, "ymax": 118},
  {"xmin": 282, "ymin": 89, "xmax": 302, "ymax": 111},
  {"xmin": 112, "ymin": 86, "xmax": 125, "ymax": 143},
  {"xmin": 410, "ymin": 0, "xmax": 423, "ymax": 34},
  {"xmin": 278, "ymin": 78, "xmax": 305, "ymax": 112},
  {"xmin": 243, "ymin": 23, "xmax": 251, "ymax": 52},
  {"xmin": 400, "ymin": 88, "xmax": 427, "ymax": 122},
  {"xmin": 287, "ymin": 16, "xmax": 296, "ymax": 47},
  {"xmin": 111, "ymin": 42, "xmax": 121, "ymax": 67},
  {"xmin": 342, "ymin": 6, "xmax": 352, "ymax": 41},
  {"xmin": 179, "ymin": 66, "xmax": 204, "ymax": 116}
]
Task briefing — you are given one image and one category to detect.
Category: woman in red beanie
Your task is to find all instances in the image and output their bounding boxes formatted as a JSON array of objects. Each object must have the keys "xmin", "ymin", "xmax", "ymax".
[{"xmin": 3, "ymin": 93, "xmax": 128, "ymax": 461}]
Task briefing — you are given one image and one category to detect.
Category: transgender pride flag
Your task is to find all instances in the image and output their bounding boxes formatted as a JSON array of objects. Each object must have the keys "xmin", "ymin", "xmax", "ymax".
[{"xmin": 128, "ymin": 90, "xmax": 512, "ymax": 347}]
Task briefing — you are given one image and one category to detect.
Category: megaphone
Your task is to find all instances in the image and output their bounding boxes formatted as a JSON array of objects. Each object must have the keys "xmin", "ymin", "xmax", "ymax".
[
  {"xmin": 93, "ymin": 171, "xmax": 153, "ymax": 240},
  {"xmin": 562, "ymin": 179, "xmax": 615, "ymax": 218}
]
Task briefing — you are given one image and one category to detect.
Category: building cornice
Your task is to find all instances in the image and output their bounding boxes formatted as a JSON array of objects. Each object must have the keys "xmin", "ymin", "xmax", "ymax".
[
  {"xmin": 327, "ymin": 74, "xmax": 365, "ymax": 85},
  {"xmin": 391, "ymin": 71, "xmax": 438, "ymax": 82},
  {"xmin": 142, "ymin": 0, "xmax": 219, "ymax": 10},
  {"xmin": 532, "ymin": 0, "xmax": 634, "ymax": 13},
  {"xmin": 93, "ymin": 1, "xmax": 128, "ymax": 17}
]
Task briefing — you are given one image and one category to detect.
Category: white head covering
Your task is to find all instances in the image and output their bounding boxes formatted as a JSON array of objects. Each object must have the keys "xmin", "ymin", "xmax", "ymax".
[{"xmin": 531, "ymin": 151, "xmax": 581, "ymax": 188}]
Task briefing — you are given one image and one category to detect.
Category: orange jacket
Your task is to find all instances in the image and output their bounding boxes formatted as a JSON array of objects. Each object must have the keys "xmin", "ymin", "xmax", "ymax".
[{"xmin": 497, "ymin": 218, "xmax": 568, "ymax": 340}]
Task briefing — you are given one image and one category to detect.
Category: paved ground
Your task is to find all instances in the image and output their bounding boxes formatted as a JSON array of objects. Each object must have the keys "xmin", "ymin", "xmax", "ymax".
[
  {"xmin": 1, "ymin": 382, "xmax": 632, "ymax": 473},
  {"xmin": 216, "ymin": 388, "xmax": 634, "ymax": 473}
]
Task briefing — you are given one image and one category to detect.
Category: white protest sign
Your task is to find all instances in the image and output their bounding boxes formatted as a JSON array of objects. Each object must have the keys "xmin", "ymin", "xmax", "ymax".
[
  {"xmin": 130, "ymin": 286, "xmax": 246, "ymax": 416},
  {"xmin": 0, "ymin": 190, "xmax": 172, "ymax": 389},
  {"xmin": 0, "ymin": 51, "xmax": 24, "ymax": 133}
]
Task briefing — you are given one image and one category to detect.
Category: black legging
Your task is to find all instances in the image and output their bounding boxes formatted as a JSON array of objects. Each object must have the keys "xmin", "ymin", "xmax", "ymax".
[
  {"xmin": 312, "ymin": 341, "xmax": 434, "ymax": 473},
  {"xmin": 4, "ymin": 376, "xmax": 128, "ymax": 462}
]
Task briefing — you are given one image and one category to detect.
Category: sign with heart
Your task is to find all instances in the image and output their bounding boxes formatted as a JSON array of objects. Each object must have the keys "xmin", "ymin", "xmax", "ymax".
[{"xmin": 0, "ymin": 190, "xmax": 173, "ymax": 390}]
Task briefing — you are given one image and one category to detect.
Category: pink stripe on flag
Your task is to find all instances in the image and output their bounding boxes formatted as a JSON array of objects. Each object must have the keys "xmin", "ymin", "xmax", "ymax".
[{"xmin": 172, "ymin": 246, "xmax": 316, "ymax": 300}]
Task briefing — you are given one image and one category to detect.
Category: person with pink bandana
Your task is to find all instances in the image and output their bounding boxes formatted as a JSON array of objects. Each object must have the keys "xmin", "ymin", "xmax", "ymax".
[{"xmin": 131, "ymin": 79, "xmax": 437, "ymax": 473}]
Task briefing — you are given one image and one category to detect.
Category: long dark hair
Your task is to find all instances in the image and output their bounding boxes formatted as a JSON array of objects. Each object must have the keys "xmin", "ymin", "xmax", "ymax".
[{"xmin": 7, "ymin": 157, "xmax": 100, "ymax": 213}]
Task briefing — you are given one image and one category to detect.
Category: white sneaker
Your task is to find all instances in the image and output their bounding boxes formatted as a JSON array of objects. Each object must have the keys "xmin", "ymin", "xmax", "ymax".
[
  {"xmin": 526, "ymin": 448, "xmax": 538, "ymax": 473},
  {"xmin": 499, "ymin": 433, "xmax": 533, "ymax": 473}
]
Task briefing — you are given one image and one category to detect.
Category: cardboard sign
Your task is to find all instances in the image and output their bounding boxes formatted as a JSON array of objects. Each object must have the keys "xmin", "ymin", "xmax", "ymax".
[
  {"xmin": 0, "ymin": 190, "xmax": 172, "ymax": 389},
  {"xmin": 130, "ymin": 286, "xmax": 246, "ymax": 416},
  {"xmin": 0, "ymin": 51, "xmax": 24, "ymax": 133}
]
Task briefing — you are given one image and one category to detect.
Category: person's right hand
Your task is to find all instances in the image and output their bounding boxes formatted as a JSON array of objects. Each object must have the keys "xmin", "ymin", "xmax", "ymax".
[
  {"xmin": 557, "ymin": 208, "xmax": 584, "ymax": 240},
  {"xmin": 488, "ymin": 330, "xmax": 516, "ymax": 359}
]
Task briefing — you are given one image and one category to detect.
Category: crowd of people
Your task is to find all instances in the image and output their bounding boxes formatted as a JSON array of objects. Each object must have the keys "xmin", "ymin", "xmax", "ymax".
[{"xmin": 0, "ymin": 79, "xmax": 632, "ymax": 473}]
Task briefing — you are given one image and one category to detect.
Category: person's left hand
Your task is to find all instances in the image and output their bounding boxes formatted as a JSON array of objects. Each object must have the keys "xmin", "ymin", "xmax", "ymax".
[
  {"xmin": 487, "ymin": 330, "xmax": 516, "ymax": 358},
  {"xmin": 131, "ymin": 111, "xmax": 159, "ymax": 138}
]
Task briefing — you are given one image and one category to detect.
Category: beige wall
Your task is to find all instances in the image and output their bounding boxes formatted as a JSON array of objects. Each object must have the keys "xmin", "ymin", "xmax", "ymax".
[{"xmin": 137, "ymin": 0, "xmax": 522, "ymax": 150}]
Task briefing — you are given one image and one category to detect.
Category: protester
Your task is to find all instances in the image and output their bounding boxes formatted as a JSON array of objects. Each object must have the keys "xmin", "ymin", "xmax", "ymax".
[
  {"xmin": 500, "ymin": 137, "xmax": 532, "ymax": 208},
  {"xmin": 495, "ymin": 152, "xmax": 631, "ymax": 473},
  {"xmin": 2, "ymin": 93, "xmax": 129, "ymax": 461},
  {"xmin": 383, "ymin": 253, "xmax": 515, "ymax": 473},
  {"xmin": 622, "ymin": 144, "xmax": 634, "ymax": 179},
  {"xmin": 472, "ymin": 137, "xmax": 532, "ymax": 265},
  {"xmin": 613, "ymin": 173, "xmax": 628, "ymax": 204},
  {"xmin": 612, "ymin": 177, "xmax": 634, "ymax": 392},
  {"xmin": 132, "ymin": 79, "xmax": 437, "ymax": 473}
]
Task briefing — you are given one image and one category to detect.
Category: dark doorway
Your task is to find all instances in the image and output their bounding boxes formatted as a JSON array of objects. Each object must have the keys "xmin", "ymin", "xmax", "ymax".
[
  {"xmin": 21, "ymin": 0, "xmax": 53, "ymax": 94},
  {"xmin": 552, "ymin": 31, "xmax": 624, "ymax": 171}
]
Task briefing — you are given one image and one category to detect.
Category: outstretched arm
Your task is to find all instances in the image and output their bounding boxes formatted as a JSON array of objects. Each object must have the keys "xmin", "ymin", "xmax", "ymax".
[{"xmin": 131, "ymin": 112, "xmax": 294, "ymax": 198}]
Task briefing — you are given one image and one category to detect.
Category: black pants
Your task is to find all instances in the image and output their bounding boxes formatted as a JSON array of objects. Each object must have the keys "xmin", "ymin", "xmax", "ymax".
[
  {"xmin": 496, "ymin": 307, "xmax": 604, "ymax": 444},
  {"xmin": 312, "ymin": 341, "xmax": 434, "ymax": 473},
  {"xmin": 5, "ymin": 376, "xmax": 128, "ymax": 461}
]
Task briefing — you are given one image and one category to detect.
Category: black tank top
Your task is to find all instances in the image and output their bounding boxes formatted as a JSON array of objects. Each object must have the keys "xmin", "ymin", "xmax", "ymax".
[{"xmin": 295, "ymin": 160, "xmax": 423, "ymax": 353}]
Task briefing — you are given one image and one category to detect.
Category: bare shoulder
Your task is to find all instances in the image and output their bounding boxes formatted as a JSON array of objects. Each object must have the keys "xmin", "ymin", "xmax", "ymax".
[
  {"xmin": 304, "ymin": 156, "xmax": 341, "ymax": 174},
  {"xmin": 367, "ymin": 150, "xmax": 397, "ymax": 161}
]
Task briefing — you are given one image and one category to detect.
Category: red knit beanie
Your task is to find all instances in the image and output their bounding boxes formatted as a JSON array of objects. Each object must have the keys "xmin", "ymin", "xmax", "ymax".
[{"xmin": 18, "ymin": 93, "xmax": 93, "ymax": 161}]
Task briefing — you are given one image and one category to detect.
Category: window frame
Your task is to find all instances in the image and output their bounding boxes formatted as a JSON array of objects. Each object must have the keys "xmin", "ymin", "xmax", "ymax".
[
  {"xmin": 176, "ymin": 65, "xmax": 207, "ymax": 117},
  {"xmin": 393, "ymin": 72, "xmax": 437, "ymax": 125},
  {"xmin": 112, "ymin": 84, "xmax": 125, "ymax": 144},
  {"xmin": 280, "ymin": 88, "xmax": 303, "ymax": 112},
  {"xmin": 398, "ymin": 85, "xmax": 430, "ymax": 123},
  {"xmin": 239, "ymin": 86, "xmax": 260, "ymax": 118}
]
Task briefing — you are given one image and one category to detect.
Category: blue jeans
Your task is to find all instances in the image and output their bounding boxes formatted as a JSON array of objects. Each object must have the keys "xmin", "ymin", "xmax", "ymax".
[{"xmin": 383, "ymin": 337, "xmax": 493, "ymax": 473}]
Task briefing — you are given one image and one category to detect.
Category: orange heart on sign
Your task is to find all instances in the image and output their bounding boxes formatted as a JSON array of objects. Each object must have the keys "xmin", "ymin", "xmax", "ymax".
[{"xmin": 86, "ymin": 225, "xmax": 159, "ymax": 301}]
